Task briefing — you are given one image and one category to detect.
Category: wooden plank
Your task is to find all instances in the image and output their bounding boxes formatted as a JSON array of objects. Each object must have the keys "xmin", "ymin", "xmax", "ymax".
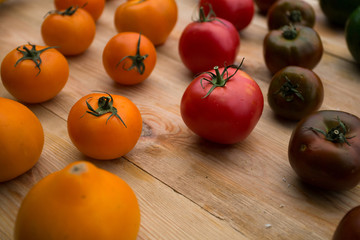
[{"xmin": 1, "ymin": 0, "xmax": 360, "ymax": 239}]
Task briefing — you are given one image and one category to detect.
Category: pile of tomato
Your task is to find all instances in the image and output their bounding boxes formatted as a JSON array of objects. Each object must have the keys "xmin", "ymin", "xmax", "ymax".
[{"xmin": 1, "ymin": 0, "xmax": 360, "ymax": 239}]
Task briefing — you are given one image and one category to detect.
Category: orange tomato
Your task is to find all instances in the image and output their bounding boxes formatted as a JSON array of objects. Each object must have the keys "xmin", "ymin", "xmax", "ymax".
[
  {"xmin": 67, "ymin": 92, "xmax": 142, "ymax": 160},
  {"xmin": 1, "ymin": 44, "xmax": 69, "ymax": 103},
  {"xmin": 114, "ymin": 0, "xmax": 178, "ymax": 46},
  {"xmin": 103, "ymin": 32, "xmax": 156, "ymax": 85},
  {"xmin": 0, "ymin": 97, "xmax": 44, "ymax": 182},
  {"xmin": 54, "ymin": 0, "xmax": 105, "ymax": 21},
  {"xmin": 14, "ymin": 161, "xmax": 140, "ymax": 240},
  {"xmin": 41, "ymin": 6, "xmax": 96, "ymax": 56}
]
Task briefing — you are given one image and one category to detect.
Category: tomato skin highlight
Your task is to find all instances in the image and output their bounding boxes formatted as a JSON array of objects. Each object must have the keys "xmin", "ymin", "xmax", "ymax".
[
  {"xmin": 179, "ymin": 16, "xmax": 240, "ymax": 75},
  {"xmin": 199, "ymin": 0, "xmax": 254, "ymax": 31},
  {"xmin": 288, "ymin": 110, "xmax": 360, "ymax": 191},
  {"xmin": 180, "ymin": 66, "xmax": 263, "ymax": 144},
  {"xmin": 67, "ymin": 93, "xmax": 142, "ymax": 160}
]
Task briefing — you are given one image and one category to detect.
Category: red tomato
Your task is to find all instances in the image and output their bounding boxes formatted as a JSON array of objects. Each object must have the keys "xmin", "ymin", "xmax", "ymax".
[
  {"xmin": 199, "ymin": 0, "xmax": 254, "ymax": 31},
  {"xmin": 180, "ymin": 63, "xmax": 264, "ymax": 144},
  {"xmin": 179, "ymin": 7, "xmax": 240, "ymax": 74}
]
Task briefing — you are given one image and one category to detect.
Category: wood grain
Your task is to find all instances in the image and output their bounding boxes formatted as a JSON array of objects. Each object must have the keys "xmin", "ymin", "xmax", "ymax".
[{"xmin": 1, "ymin": 0, "xmax": 360, "ymax": 239}]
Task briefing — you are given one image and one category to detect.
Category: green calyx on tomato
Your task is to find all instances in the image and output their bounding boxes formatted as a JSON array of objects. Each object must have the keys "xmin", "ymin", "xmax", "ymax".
[
  {"xmin": 200, "ymin": 59, "xmax": 244, "ymax": 98},
  {"xmin": 282, "ymin": 25, "xmax": 298, "ymax": 40},
  {"xmin": 287, "ymin": 10, "xmax": 302, "ymax": 23},
  {"xmin": 116, "ymin": 33, "xmax": 148, "ymax": 75},
  {"xmin": 15, "ymin": 43, "xmax": 56, "ymax": 75},
  {"xmin": 85, "ymin": 92, "xmax": 127, "ymax": 127},
  {"xmin": 309, "ymin": 117, "xmax": 355, "ymax": 146},
  {"xmin": 45, "ymin": 4, "xmax": 85, "ymax": 17},
  {"xmin": 273, "ymin": 75, "xmax": 304, "ymax": 102}
]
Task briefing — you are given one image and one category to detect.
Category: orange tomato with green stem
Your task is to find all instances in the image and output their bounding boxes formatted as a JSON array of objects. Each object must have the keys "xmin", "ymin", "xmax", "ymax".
[
  {"xmin": 103, "ymin": 32, "xmax": 156, "ymax": 85},
  {"xmin": 0, "ymin": 97, "xmax": 44, "ymax": 182},
  {"xmin": 14, "ymin": 161, "xmax": 140, "ymax": 240},
  {"xmin": 54, "ymin": 0, "xmax": 105, "ymax": 21},
  {"xmin": 1, "ymin": 43, "xmax": 69, "ymax": 103},
  {"xmin": 114, "ymin": 0, "xmax": 178, "ymax": 46},
  {"xmin": 41, "ymin": 6, "xmax": 96, "ymax": 56},
  {"xmin": 67, "ymin": 92, "xmax": 143, "ymax": 160}
]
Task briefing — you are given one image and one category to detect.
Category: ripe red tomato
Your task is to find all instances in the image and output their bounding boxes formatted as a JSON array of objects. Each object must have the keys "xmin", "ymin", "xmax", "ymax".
[
  {"xmin": 179, "ymin": 7, "xmax": 240, "ymax": 74},
  {"xmin": 180, "ymin": 64, "xmax": 264, "ymax": 144},
  {"xmin": 199, "ymin": 0, "xmax": 254, "ymax": 31},
  {"xmin": 288, "ymin": 110, "xmax": 360, "ymax": 191}
]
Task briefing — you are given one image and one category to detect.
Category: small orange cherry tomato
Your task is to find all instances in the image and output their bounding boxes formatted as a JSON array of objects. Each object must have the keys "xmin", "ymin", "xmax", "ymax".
[
  {"xmin": 54, "ymin": 0, "xmax": 105, "ymax": 21},
  {"xmin": 102, "ymin": 32, "xmax": 156, "ymax": 85},
  {"xmin": 1, "ymin": 43, "xmax": 69, "ymax": 103},
  {"xmin": 41, "ymin": 6, "xmax": 96, "ymax": 56},
  {"xmin": 0, "ymin": 97, "xmax": 44, "ymax": 182},
  {"xmin": 14, "ymin": 161, "xmax": 140, "ymax": 240},
  {"xmin": 67, "ymin": 92, "xmax": 143, "ymax": 160},
  {"xmin": 114, "ymin": 0, "xmax": 178, "ymax": 46}
]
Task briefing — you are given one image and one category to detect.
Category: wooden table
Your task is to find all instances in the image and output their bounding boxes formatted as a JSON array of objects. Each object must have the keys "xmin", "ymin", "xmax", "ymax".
[{"xmin": 1, "ymin": 0, "xmax": 360, "ymax": 239}]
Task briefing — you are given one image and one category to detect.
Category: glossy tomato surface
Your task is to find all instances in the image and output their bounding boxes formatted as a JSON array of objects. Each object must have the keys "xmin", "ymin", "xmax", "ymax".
[
  {"xmin": 199, "ymin": 0, "xmax": 254, "ymax": 31},
  {"xmin": 180, "ymin": 65, "xmax": 264, "ymax": 144},
  {"xmin": 333, "ymin": 206, "xmax": 360, "ymax": 240},
  {"xmin": 288, "ymin": 110, "xmax": 360, "ymax": 191},
  {"xmin": 267, "ymin": 66, "xmax": 324, "ymax": 120},
  {"xmin": 267, "ymin": 0, "xmax": 315, "ymax": 30},
  {"xmin": 179, "ymin": 8, "xmax": 240, "ymax": 74},
  {"xmin": 263, "ymin": 25, "xmax": 323, "ymax": 74}
]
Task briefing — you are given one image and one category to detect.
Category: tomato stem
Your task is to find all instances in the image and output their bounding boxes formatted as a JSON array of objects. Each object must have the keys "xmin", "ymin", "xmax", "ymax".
[
  {"xmin": 85, "ymin": 92, "xmax": 127, "ymax": 127},
  {"xmin": 15, "ymin": 43, "xmax": 57, "ymax": 75},
  {"xmin": 200, "ymin": 58, "xmax": 245, "ymax": 98},
  {"xmin": 273, "ymin": 75, "xmax": 304, "ymax": 102},
  {"xmin": 309, "ymin": 116, "xmax": 355, "ymax": 145},
  {"xmin": 44, "ymin": 4, "xmax": 86, "ymax": 18},
  {"xmin": 116, "ymin": 33, "xmax": 148, "ymax": 75}
]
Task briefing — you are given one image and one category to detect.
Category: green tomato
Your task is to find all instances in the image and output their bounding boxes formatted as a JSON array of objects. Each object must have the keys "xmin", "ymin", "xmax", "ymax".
[{"xmin": 346, "ymin": 7, "xmax": 360, "ymax": 64}]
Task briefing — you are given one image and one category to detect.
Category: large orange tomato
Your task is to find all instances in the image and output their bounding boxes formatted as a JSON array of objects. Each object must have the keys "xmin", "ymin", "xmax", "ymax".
[
  {"xmin": 103, "ymin": 32, "xmax": 156, "ymax": 85},
  {"xmin": 41, "ymin": 6, "xmax": 96, "ymax": 56},
  {"xmin": 14, "ymin": 161, "xmax": 140, "ymax": 240},
  {"xmin": 114, "ymin": 0, "xmax": 178, "ymax": 46},
  {"xmin": 67, "ymin": 92, "xmax": 142, "ymax": 160},
  {"xmin": 54, "ymin": 0, "xmax": 105, "ymax": 21},
  {"xmin": 0, "ymin": 97, "xmax": 44, "ymax": 182},
  {"xmin": 1, "ymin": 43, "xmax": 69, "ymax": 103}
]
